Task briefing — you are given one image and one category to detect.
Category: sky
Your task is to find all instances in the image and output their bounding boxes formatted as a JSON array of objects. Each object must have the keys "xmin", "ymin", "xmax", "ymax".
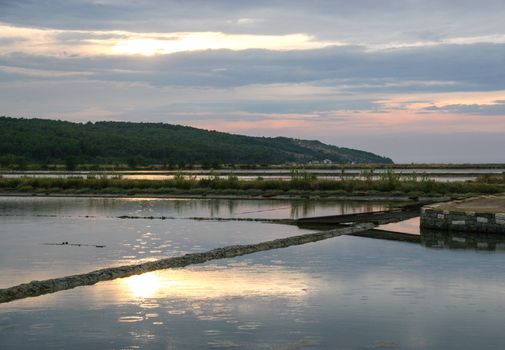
[{"xmin": 1, "ymin": 0, "xmax": 505, "ymax": 163}]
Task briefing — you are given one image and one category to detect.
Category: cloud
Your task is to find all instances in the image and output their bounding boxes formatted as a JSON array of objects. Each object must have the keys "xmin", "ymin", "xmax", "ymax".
[
  {"xmin": 0, "ymin": 23, "xmax": 339, "ymax": 57},
  {"xmin": 2, "ymin": 1, "xmax": 505, "ymax": 45},
  {"xmin": 1, "ymin": 1, "xmax": 505, "ymax": 162},
  {"xmin": 1, "ymin": 42, "xmax": 504, "ymax": 94},
  {"xmin": 424, "ymin": 101, "xmax": 505, "ymax": 116}
]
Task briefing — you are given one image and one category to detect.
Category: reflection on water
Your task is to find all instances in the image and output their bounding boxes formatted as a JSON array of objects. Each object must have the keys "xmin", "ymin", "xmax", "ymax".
[
  {"xmin": 421, "ymin": 229, "xmax": 505, "ymax": 251},
  {"xmin": 3, "ymin": 167, "xmax": 504, "ymax": 182},
  {"xmin": 125, "ymin": 273, "xmax": 163, "ymax": 298},
  {"xmin": 0, "ymin": 197, "xmax": 390, "ymax": 288},
  {"xmin": 0, "ymin": 216, "xmax": 315, "ymax": 288},
  {"xmin": 377, "ymin": 217, "xmax": 505, "ymax": 252},
  {"xmin": 121, "ymin": 266, "xmax": 310, "ymax": 301},
  {"xmin": 376, "ymin": 216, "xmax": 505, "ymax": 252},
  {"xmin": 0, "ymin": 196, "xmax": 391, "ymax": 219},
  {"xmin": 377, "ymin": 217, "xmax": 421, "ymax": 235},
  {"xmin": 3, "ymin": 236, "xmax": 505, "ymax": 349},
  {"xmin": 4, "ymin": 197, "xmax": 505, "ymax": 348},
  {"xmin": 0, "ymin": 174, "xmax": 484, "ymax": 182}
]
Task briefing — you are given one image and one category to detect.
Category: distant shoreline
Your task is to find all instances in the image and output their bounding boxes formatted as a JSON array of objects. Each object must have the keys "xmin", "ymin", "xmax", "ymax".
[
  {"xmin": 0, "ymin": 191, "xmax": 451, "ymax": 202},
  {"xmin": 2, "ymin": 163, "xmax": 505, "ymax": 172}
]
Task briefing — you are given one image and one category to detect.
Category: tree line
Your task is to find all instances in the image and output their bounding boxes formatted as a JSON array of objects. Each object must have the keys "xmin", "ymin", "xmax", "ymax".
[{"xmin": 0, "ymin": 117, "xmax": 393, "ymax": 168}]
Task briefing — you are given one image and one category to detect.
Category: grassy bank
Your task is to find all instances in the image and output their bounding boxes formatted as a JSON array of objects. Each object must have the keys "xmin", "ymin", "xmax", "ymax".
[{"xmin": 1, "ymin": 171, "xmax": 504, "ymax": 198}]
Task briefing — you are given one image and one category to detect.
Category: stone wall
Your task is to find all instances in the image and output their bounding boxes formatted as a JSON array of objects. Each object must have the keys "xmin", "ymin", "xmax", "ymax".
[{"xmin": 421, "ymin": 207, "xmax": 505, "ymax": 233}]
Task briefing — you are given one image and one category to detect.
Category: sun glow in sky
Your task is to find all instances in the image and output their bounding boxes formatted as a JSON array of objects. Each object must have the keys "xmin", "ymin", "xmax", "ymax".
[
  {"xmin": 1, "ymin": 0, "xmax": 505, "ymax": 162},
  {"xmin": 110, "ymin": 33, "xmax": 335, "ymax": 56},
  {"xmin": 0, "ymin": 24, "xmax": 336, "ymax": 56}
]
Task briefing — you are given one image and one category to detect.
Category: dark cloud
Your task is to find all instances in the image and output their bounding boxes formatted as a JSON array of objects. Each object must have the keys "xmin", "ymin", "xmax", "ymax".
[
  {"xmin": 424, "ymin": 101, "xmax": 505, "ymax": 116},
  {"xmin": 1, "ymin": 0, "xmax": 505, "ymax": 44},
  {"xmin": 1, "ymin": 43, "xmax": 504, "ymax": 92},
  {"xmin": 54, "ymin": 31, "xmax": 130, "ymax": 43}
]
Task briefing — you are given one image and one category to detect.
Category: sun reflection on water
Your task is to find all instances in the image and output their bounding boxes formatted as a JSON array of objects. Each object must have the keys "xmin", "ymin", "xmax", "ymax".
[
  {"xmin": 124, "ymin": 273, "xmax": 165, "ymax": 298},
  {"xmin": 120, "ymin": 266, "xmax": 312, "ymax": 300}
]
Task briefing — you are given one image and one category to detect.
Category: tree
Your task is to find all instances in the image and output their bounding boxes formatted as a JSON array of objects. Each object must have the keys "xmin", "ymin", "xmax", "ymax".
[{"xmin": 65, "ymin": 156, "xmax": 77, "ymax": 171}]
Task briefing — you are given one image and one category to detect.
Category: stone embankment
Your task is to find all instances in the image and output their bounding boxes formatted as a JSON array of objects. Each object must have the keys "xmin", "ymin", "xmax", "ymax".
[
  {"xmin": 0, "ymin": 223, "xmax": 374, "ymax": 304},
  {"xmin": 421, "ymin": 196, "xmax": 505, "ymax": 233}
]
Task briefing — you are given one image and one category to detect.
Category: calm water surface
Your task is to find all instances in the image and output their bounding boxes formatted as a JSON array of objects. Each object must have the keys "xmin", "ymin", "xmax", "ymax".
[
  {"xmin": 1, "ymin": 197, "xmax": 505, "ymax": 349},
  {"xmin": 2, "ymin": 167, "xmax": 503, "ymax": 182},
  {"xmin": 0, "ymin": 196, "xmax": 389, "ymax": 219}
]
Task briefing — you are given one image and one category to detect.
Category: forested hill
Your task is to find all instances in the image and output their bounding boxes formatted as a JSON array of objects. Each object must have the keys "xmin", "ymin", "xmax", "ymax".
[{"xmin": 0, "ymin": 117, "xmax": 393, "ymax": 165}]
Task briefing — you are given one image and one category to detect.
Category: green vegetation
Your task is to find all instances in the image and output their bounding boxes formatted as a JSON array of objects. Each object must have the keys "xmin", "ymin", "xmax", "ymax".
[
  {"xmin": 0, "ymin": 116, "xmax": 392, "ymax": 168},
  {"xmin": 1, "ymin": 171, "xmax": 504, "ymax": 198}
]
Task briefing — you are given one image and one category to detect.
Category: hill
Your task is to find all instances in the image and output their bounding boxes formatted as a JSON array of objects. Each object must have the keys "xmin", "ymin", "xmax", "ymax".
[{"xmin": 0, "ymin": 117, "xmax": 393, "ymax": 166}]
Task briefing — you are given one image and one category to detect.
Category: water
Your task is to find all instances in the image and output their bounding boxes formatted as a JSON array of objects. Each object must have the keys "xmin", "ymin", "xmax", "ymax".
[
  {"xmin": 2, "ymin": 167, "xmax": 504, "ymax": 182},
  {"xmin": 379, "ymin": 217, "xmax": 421, "ymax": 235},
  {"xmin": 2, "ymin": 197, "xmax": 505, "ymax": 349},
  {"xmin": 0, "ymin": 196, "xmax": 389, "ymax": 219},
  {"xmin": 0, "ymin": 197, "xmax": 390, "ymax": 287}
]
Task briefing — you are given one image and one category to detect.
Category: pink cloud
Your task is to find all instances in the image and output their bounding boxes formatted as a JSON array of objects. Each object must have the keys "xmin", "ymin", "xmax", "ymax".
[{"xmin": 187, "ymin": 108, "xmax": 505, "ymax": 138}]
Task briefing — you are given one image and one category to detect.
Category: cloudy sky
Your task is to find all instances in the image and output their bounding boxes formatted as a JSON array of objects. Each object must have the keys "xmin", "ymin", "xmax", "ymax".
[{"xmin": 1, "ymin": 0, "xmax": 505, "ymax": 162}]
